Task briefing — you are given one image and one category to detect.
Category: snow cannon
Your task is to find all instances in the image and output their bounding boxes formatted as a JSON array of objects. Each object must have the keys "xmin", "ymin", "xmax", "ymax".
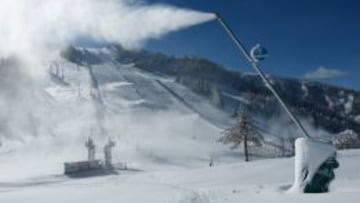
[
  {"xmin": 214, "ymin": 12, "xmax": 339, "ymax": 192},
  {"xmin": 290, "ymin": 138, "xmax": 339, "ymax": 193}
]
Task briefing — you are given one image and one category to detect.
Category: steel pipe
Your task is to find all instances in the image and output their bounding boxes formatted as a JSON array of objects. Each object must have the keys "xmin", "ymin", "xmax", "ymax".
[{"xmin": 215, "ymin": 13, "xmax": 311, "ymax": 139}]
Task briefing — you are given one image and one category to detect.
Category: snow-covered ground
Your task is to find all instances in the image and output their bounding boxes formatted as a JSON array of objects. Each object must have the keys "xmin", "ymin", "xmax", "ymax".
[
  {"xmin": 0, "ymin": 54, "xmax": 359, "ymax": 202},
  {"xmin": 0, "ymin": 149, "xmax": 359, "ymax": 203}
]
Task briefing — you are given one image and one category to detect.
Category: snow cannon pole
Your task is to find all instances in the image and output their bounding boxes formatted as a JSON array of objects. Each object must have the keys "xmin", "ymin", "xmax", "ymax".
[
  {"xmin": 214, "ymin": 12, "xmax": 311, "ymax": 139},
  {"xmin": 214, "ymin": 12, "xmax": 339, "ymax": 193}
]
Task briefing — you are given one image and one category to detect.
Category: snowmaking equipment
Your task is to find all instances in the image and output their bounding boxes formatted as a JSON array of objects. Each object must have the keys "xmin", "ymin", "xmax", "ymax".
[{"xmin": 214, "ymin": 13, "xmax": 339, "ymax": 193}]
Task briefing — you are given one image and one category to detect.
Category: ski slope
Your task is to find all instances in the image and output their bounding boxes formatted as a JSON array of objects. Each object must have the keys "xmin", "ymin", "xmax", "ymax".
[{"xmin": 0, "ymin": 51, "xmax": 359, "ymax": 202}]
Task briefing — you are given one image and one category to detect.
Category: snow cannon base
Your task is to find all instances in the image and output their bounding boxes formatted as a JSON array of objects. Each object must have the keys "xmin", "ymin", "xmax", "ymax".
[
  {"xmin": 64, "ymin": 160, "xmax": 118, "ymax": 178},
  {"xmin": 289, "ymin": 138, "xmax": 339, "ymax": 193}
]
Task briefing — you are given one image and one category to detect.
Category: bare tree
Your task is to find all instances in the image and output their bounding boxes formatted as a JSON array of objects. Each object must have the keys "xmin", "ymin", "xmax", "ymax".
[{"xmin": 218, "ymin": 110, "xmax": 263, "ymax": 161}]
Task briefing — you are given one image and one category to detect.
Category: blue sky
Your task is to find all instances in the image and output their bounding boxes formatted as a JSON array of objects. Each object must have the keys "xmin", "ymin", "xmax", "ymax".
[{"xmin": 144, "ymin": 0, "xmax": 360, "ymax": 90}]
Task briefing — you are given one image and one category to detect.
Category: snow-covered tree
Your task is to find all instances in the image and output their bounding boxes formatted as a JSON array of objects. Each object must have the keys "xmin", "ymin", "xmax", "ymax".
[{"xmin": 218, "ymin": 110, "xmax": 263, "ymax": 161}]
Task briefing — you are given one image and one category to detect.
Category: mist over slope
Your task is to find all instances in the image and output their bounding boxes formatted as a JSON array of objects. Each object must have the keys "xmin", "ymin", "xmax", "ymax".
[
  {"xmin": 2, "ymin": 43, "xmax": 357, "ymax": 162},
  {"xmin": 62, "ymin": 45, "xmax": 360, "ymax": 138},
  {"xmin": 0, "ymin": 48, "xmax": 239, "ymax": 182}
]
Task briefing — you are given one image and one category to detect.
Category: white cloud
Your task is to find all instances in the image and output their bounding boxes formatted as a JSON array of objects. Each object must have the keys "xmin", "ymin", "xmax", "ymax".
[{"xmin": 304, "ymin": 66, "xmax": 348, "ymax": 80}]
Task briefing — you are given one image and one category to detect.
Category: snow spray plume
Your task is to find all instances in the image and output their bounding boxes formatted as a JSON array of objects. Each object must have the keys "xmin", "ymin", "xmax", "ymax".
[
  {"xmin": 0, "ymin": 0, "xmax": 215, "ymax": 148},
  {"xmin": 0, "ymin": 0, "xmax": 215, "ymax": 76}
]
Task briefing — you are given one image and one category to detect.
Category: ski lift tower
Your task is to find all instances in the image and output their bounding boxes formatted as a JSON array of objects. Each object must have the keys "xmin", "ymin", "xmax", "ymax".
[
  {"xmin": 85, "ymin": 137, "xmax": 96, "ymax": 161},
  {"xmin": 214, "ymin": 13, "xmax": 339, "ymax": 193},
  {"xmin": 104, "ymin": 139, "xmax": 116, "ymax": 168}
]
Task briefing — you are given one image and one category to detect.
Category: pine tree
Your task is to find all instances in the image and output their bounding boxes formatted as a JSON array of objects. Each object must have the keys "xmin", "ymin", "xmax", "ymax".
[{"xmin": 218, "ymin": 110, "xmax": 263, "ymax": 161}]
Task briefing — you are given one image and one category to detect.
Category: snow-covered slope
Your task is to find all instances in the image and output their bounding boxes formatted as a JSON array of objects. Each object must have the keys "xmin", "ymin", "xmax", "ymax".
[{"xmin": 0, "ymin": 49, "xmax": 359, "ymax": 202}]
